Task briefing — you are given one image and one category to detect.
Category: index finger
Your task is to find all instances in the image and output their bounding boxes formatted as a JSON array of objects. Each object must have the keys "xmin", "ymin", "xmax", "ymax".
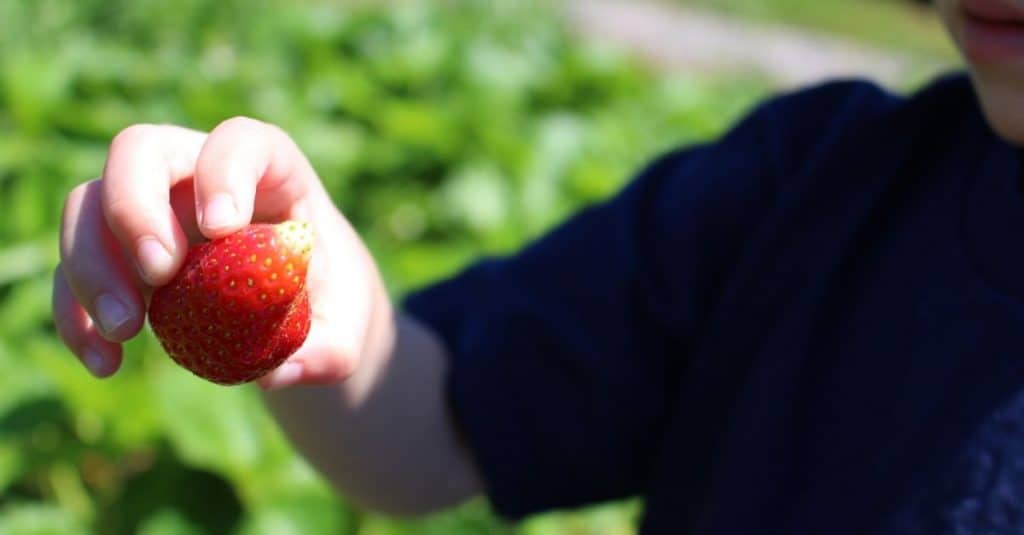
[{"xmin": 101, "ymin": 124, "xmax": 207, "ymax": 286}]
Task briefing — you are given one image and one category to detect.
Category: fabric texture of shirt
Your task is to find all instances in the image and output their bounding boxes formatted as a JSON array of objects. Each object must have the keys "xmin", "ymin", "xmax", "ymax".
[{"xmin": 404, "ymin": 72, "xmax": 1024, "ymax": 534}]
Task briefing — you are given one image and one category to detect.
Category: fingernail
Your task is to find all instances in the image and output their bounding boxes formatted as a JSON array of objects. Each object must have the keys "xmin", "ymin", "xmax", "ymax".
[
  {"xmin": 137, "ymin": 237, "xmax": 173, "ymax": 285},
  {"xmin": 94, "ymin": 293, "xmax": 130, "ymax": 336},
  {"xmin": 261, "ymin": 361, "xmax": 303, "ymax": 390},
  {"xmin": 202, "ymin": 194, "xmax": 238, "ymax": 231},
  {"xmin": 83, "ymin": 349, "xmax": 107, "ymax": 378}
]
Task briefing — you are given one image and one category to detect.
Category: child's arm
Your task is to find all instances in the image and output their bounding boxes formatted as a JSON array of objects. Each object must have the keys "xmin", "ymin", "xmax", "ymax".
[
  {"xmin": 264, "ymin": 313, "xmax": 482, "ymax": 515},
  {"xmin": 52, "ymin": 118, "xmax": 482, "ymax": 515}
]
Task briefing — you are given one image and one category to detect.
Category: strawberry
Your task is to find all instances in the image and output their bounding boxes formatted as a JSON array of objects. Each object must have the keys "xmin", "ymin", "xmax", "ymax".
[{"xmin": 148, "ymin": 221, "xmax": 313, "ymax": 385}]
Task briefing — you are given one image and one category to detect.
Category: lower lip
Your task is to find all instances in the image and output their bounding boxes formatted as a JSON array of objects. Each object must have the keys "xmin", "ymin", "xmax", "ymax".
[{"xmin": 961, "ymin": 10, "xmax": 1024, "ymax": 63}]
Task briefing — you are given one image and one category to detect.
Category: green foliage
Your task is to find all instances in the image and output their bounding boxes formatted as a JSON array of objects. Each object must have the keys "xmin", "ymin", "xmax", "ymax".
[{"xmin": 0, "ymin": 0, "xmax": 770, "ymax": 533}]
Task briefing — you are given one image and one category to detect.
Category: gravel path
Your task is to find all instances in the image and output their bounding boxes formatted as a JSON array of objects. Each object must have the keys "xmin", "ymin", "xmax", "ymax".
[{"xmin": 564, "ymin": 0, "xmax": 956, "ymax": 89}]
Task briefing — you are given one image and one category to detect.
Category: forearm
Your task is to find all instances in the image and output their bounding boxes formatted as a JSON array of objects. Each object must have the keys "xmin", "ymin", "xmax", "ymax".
[{"xmin": 261, "ymin": 295, "xmax": 482, "ymax": 516}]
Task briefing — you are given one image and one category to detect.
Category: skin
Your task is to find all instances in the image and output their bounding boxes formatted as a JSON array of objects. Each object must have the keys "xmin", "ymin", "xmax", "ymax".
[
  {"xmin": 52, "ymin": 119, "xmax": 480, "ymax": 515},
  {"xmin": 53, "ymin": 0, "xmax": 1020, "ymax": 518},
  {"xmin": 936, "ymin": 0, "xmax": 1024, "ymax": 144}
]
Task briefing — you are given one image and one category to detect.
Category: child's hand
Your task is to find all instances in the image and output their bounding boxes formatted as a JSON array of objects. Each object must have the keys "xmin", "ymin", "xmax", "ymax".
[{"xmin": 53, "ymin": 117, "xmax": 391, "ymax": 389}]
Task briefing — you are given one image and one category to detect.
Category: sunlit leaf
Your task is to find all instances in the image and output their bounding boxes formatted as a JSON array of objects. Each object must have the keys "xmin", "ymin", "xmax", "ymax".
[
  {"xmin": 0, "ymin": 503, "xmax": 89, "ymax": 535},
  {"xmin": 0, "ymin": 237, "xmax": 57, "ymax": 287}
]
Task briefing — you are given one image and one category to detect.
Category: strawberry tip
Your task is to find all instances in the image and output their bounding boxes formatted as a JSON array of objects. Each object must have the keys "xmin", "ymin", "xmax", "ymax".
[{"xmin": 274, "ymin": 220, "xmax": 314, "ymax": 263}]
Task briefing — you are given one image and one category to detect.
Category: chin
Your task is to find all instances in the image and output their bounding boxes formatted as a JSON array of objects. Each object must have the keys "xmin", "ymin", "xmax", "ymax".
[
  {"xmin": 935, "ymin": 0, "xmax": 1024, "ymax": 145},
  {"xmin": 969, "ymin": 68, "xmax": 1024, "ymax": 145}
]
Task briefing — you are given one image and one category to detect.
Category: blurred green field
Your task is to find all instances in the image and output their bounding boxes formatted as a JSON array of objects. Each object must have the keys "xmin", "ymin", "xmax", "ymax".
[{"xmin": 0, "ymin": 0, "xmax": 951, "ymax": 533}]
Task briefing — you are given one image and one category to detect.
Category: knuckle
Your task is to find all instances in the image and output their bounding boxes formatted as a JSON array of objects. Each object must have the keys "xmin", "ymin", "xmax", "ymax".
[
  {"xmin": 333, "ymin": 359, "xmax": 356, "ymax": 382},
  {"xmin": 216, "ymin": 115, "xmax": 265, "ymax": 134},
  {"xmin": 213, "ymin": 116, "xmax": 292, "ymax": 148},
  {"xmin": 102, "ymin": 194, "xmax": 138, "ymax": 230},
  {"xmin": 66, "ymin": 180, "xmax": 91, "ymax": 207},
  {"xmin": 109, "ymin": 123, "xmax": 158, "ymax": 153},
  {"xmin": 323, "ymin": 345, "xmax": 357, "ymax": 381},
  {"xmin": 60, "ymin": 180, "xmax": 101, "ymax": 259},
  {"xmin": 63, "ymin": 179, "xmax": 98, "ymax": 221},
  {"xmin": 60, "ymin": 185, "xmax": 85, "ymax": 244}
]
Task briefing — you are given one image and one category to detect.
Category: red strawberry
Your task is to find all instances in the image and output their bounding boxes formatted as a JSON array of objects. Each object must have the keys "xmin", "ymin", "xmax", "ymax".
[{"xmin": 148, "ymin": 221, "xmax": 313, "ymax": 385}]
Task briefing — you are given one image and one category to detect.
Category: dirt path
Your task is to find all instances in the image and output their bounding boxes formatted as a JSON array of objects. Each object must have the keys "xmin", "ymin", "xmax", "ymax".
[{"xmin": 564, "ymin": 0, "xmax": 955, "ymax": 89}]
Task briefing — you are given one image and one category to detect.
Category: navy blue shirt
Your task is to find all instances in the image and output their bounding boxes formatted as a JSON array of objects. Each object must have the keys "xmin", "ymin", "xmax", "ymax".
[{"xmin": 405, "ymin": 73, "xmax": 1024, "ymax": 534}]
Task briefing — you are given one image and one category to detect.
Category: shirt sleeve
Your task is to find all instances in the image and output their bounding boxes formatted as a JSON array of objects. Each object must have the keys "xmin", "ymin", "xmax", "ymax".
[{"xmin": 403, "ymin": 94, "xmax": 789, "ymax": 518}]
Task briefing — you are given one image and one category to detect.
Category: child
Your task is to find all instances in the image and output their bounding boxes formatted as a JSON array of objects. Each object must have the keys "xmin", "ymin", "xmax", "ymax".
[{"xmin": 51, "ymin": 0, "xmax": 1024, "ymax": 532}]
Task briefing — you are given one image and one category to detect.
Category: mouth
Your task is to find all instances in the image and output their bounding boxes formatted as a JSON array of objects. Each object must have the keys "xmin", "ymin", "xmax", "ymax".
[{"xmin": 960, "ymin": 0, "xmax": 1024, "ymax": 63}]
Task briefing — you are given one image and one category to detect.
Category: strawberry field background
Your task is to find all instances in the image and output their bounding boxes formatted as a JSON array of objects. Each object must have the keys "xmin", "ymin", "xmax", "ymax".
[{"xmin": 0, "ymin": 0, "xmax": 937, "ymax": 533}]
